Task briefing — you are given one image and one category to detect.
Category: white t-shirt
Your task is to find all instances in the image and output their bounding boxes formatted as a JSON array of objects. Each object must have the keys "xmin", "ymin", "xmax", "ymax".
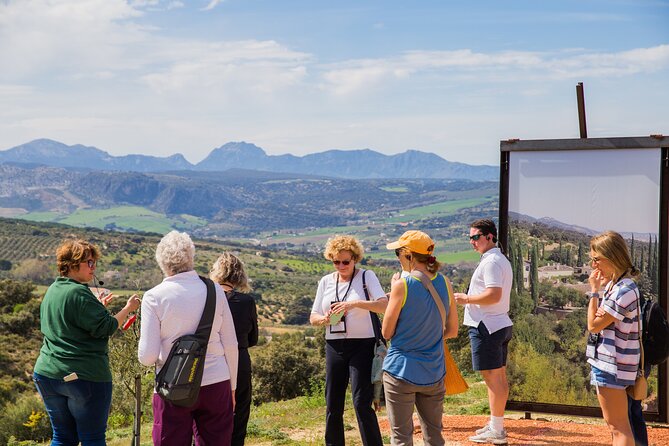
[
  {"xmin": 311, "ymin": 268, "xmax": 386, "ymax": 340},
  {"xmin": 463, "ymin": 247, "xmax": 513, "ymax": 334}
]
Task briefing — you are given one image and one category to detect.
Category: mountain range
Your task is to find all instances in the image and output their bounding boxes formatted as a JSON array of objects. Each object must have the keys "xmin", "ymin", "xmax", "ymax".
[{"xmin": 0, "ymin": 139, "xmax": 498, "ymax": 181}]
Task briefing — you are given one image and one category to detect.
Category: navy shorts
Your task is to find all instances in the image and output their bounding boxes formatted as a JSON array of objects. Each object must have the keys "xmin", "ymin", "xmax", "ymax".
[{"xmin": 468, "ymin": 323, "xmax": 513, "ymax": 371}]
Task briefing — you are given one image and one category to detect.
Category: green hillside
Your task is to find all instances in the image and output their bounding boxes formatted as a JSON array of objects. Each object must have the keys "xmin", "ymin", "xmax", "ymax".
[{"xmin": 18, "ymin": 206, "xmax": 207, "ymax": 234}]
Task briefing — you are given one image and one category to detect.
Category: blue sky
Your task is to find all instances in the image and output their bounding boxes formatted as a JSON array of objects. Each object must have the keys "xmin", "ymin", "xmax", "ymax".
[{"xmin": 0, "ymin": 0, "xmax": 667, "ymax": 165}]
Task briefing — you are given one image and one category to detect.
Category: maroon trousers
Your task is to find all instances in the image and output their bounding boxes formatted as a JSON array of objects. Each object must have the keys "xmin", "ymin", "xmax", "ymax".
[{"xmin": 153, "ymin": 380, "xmax": 233, "ymax": 446}]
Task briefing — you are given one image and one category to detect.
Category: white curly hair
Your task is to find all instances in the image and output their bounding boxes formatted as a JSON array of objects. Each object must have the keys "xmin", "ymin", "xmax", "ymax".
[{"xmin": 155, "ymin": 231, "xmax": 195, "ymax": 276}]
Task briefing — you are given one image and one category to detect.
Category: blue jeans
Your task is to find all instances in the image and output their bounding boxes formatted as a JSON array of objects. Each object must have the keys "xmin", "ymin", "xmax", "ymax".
[{"xmin": 33, "ymin": 372, "xmax": 112, "ymax": 446}]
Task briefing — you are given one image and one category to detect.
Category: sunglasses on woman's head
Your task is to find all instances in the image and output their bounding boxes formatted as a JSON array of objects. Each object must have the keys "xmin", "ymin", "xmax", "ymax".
[
  {"xmin": 469, "ymin": 234, "xmax": 485, "ymax": 241},
  {"xmin": 332, "ymin": 260, "xmax": 352, "ymax": 266}
]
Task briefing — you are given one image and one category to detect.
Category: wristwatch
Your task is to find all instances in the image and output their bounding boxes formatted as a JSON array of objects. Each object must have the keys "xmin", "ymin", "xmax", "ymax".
[{"xmin": 586, "ymin": 292, "xmax": 599, "ymax": 298}]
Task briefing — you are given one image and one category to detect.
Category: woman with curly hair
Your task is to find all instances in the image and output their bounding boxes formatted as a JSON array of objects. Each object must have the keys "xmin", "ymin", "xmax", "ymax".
[
  {"xmin": 34, "ymin": 239, "xmax": 140, "ymax": 445},
  {"xmin": 210, "ymin": 252, "xmax": 258, "ymax": 446},
  {"xmin": 310, "ymin": 235, "xmax": 387, "ymax": 446}
]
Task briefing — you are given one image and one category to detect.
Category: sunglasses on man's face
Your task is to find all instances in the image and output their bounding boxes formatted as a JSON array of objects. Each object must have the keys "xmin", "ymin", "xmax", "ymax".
[
  {"xmin": 332, "ymin": 260, "xmax": 352, "ymax": 266},
  {"xmin": 469, "ymin": 233, "xmax": 486, "ymax": 241},
  {"xmin": 81, "ymin": 259, "xmax": 96, "ymax": 268}
]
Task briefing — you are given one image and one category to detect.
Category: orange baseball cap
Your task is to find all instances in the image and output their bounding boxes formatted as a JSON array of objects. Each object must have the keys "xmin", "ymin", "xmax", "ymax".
[{"xmin": 386, "ymin": 230, "xmax": 435, "ymax": 255}]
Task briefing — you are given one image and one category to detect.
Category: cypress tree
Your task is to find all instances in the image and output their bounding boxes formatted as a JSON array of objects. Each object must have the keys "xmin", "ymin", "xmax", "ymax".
[
  {"xmin": 630, "ymin": 234, "xmax": 635, "ymax": 266},
  {"xmin": 530, "ymin": 242, "xmax": 539, "ymax": 307},
  {"xmin": 516, "ymin": 241, "xmax": 524, "ymax": 294}
]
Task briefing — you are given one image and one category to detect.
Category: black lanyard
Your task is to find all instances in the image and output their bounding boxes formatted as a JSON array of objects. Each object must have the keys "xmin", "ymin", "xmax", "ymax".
[{"xmin": 335, "ymin": 268, "xmax": 356, "ymax": 302}]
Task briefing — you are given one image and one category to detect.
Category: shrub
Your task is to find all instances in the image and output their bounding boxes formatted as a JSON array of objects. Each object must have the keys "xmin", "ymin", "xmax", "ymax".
[
  {"xmin": 0, "ymin": 393, "xmax": 52, "ymax": 445},
  {"xmin": 251, "ymin": 333, "xmax": 324, "ymax": 404}
]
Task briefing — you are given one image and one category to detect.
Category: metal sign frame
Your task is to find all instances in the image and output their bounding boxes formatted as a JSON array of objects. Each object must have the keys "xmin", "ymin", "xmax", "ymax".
[{"xmin": 499, "ymin": 136, "xmax": 669, "ymax": 422}]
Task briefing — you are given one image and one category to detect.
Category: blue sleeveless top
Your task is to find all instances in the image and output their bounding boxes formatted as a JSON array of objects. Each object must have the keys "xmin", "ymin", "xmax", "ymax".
[{"xmin": 383, "ymin": 273, "xmax": 449, "ymax": 385}]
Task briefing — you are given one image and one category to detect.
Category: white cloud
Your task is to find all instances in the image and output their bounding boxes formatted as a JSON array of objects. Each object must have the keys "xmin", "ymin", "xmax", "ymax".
[
  {"xmin": 320, "ymin": 45, "xmax": 669, "ymax": 96},
  {"xmin": 0, "ymin": 0, "xmax": 145, "ymax": 81},
  {"xmin": 202, "ymin": 0, "xmax": 223, "ymax": 11},
  {"xmin": 139, "ymin": 40, "xmax": 311, "ymax": 101},
  {"xmin": 131, "ymin": 0, "xmax": 183, "ymax": 10},
  {"xmin": 0, "ymin": 84, "xmax": 34, "ymax": 97}
]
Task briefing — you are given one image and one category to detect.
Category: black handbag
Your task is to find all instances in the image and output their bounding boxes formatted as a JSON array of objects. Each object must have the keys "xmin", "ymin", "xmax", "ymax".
[{"xmin": 154, "ymin": 276, "xmax": 216, "ymax": 407}]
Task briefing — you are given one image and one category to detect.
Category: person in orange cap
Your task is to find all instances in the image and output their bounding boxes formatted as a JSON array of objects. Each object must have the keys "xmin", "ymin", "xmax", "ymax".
[{"xmin": 382, "ymin": 230, "xmax": 458, "ymax": 446}]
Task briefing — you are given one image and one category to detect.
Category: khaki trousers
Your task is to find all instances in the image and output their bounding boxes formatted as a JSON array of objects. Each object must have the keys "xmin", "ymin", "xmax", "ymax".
[{"xmin": 383, "ymin": 372, "xmax": 445, "ymax": 446}]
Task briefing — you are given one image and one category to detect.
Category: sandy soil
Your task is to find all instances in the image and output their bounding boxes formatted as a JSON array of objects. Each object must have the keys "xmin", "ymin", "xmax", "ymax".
[{"xmin": 378, "ymin": 414, "xmax": 669, "ymax": 445}]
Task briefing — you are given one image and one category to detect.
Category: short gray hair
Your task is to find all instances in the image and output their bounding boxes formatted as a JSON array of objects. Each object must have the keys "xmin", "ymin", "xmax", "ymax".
[{"xmin": 155, "ymin": 231, "xmax": 195, "ymax": 276}]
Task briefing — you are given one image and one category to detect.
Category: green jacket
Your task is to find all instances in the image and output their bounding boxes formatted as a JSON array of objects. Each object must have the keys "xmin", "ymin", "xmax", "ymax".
[{"xmin": 34, "ymin": 277, "xmax": 119, "ymax": 382}]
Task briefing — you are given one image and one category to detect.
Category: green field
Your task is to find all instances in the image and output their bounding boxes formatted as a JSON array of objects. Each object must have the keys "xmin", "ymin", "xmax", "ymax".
[
  {"xmin": 260, "ymin": 196, "xmax": 490, "ymax": 266},
  {"xmin": 17, "ymin": 206, "xmax": 207, "ymax": 234},
  {"xmin": 368, "ymin": 247, "xmax": 479, "ymax": 264},
  {"xmin": 378, "ymin": 186, "xmax": 409, "ymax": 192},
  {"xmin": 385, "ymin": 196, "xmax": 494, "ymax": 223}
]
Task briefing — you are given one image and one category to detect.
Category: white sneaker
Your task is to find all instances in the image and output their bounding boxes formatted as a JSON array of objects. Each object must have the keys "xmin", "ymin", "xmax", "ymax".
[
  {"xmin": 475, "ymin": 424, "xmax": 490, "ymax": 435},
  {"xmin": 469, "ymin": 425, "xmax": 508, "ymax": 445}
]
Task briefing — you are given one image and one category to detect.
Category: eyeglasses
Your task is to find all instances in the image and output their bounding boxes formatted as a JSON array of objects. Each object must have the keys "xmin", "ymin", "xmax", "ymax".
[
  {"xmin": 394, "ymin": 248, "xmax": 402, "ymax": 257},
  {"xmin": 332, "ymin": 260, "xmax": 352, "ymax": 266},
  {"xmin": 590, "ymin": 256, "xmax": 601, "ymax": 263},
  {"xmin": 81, "ymin": 259, "xmax": 96, "ymax": 268},
  {"xmin": 469, "ymin": 233, "xmax": 485, "ymax": 241}
]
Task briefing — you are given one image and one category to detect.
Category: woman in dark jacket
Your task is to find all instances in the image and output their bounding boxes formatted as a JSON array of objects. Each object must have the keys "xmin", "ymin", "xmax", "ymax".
[{"xmin": 211, "ymin": 252, "xmax": 259, "ymax": 446}]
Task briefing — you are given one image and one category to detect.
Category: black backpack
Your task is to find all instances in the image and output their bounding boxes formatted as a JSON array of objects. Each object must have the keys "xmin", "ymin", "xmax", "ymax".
[
  {"xmin": 155, "ymin": 276, "xmax": 217, "ymax": 407},
  {"xmin": 641, "ymin": 294, "xmax": 669, "ymax": 365}
]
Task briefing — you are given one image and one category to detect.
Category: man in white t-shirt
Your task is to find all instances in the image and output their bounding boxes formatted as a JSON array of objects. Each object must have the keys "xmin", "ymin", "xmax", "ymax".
[{"xmin": 454, "ymin": 219, "xmax": 513, "ymax": 445}]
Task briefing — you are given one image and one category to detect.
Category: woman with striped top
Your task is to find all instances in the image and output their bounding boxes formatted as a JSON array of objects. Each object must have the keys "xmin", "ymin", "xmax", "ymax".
[{"xmin": 586, "ymin": 230, "xmax": 640, "ymax": 446}]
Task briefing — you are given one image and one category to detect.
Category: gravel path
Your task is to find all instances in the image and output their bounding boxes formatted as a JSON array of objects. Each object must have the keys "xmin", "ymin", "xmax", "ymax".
[{"xmin": 377, "ymin": 414, "xmax": 669, "ymax": 445}]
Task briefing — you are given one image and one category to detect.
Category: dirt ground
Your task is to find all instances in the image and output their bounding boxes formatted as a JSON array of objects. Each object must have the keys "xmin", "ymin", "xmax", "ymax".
[{"xmin": 378, "ymin": 414, "xmax": 669, "ymax": 445}]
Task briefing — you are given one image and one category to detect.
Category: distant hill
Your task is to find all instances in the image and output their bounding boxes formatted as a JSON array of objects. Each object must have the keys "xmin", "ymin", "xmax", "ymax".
[
  {"xmin": 510, "ymin": 212, "xmax": 600, "ymax": 236},
  {"xmin": 0, "ymin": 162, "xmax": 498, "ymax": 236},
  {"xmin": 0, "ymin": 139, "xmax": 498, "ymax": 180},
  {"xmin": 0, "ymin": 139, "xmax": 192, "ymax": 172}
]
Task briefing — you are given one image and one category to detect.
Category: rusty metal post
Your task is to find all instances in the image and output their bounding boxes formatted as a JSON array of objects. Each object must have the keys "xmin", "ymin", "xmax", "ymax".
[
  {"xmin": 133, "ymin": 374, "xmax": 141, "ymax": 445},
  {"xmin": 576, "ymin": 82, "xmax": 587, "ymax": 138}
]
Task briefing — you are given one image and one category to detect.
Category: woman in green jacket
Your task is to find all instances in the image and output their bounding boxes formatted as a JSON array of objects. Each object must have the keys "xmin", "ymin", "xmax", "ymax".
[{"xmin": 33, "ymin": 239, "xmax": 140, "ymax": 446}]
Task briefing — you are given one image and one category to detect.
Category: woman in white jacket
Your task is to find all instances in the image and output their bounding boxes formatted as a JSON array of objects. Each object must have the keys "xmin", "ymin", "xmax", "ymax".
[{"xmin": 138, "ymin": 231, "xmax": 238, "ymax": 446}]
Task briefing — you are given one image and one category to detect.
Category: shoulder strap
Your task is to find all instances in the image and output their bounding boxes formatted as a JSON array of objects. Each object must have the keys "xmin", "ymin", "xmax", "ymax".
[
  {"xmin": 634, "ymin": 286, "xmax": 645, "ymax": 370},
  {"xmin": 362, "ymin": 270, "xmax": 384, "ymax": 344},
  {"xmin": 411, "ymin": 270, "xmax": 447, "ymax": 331},
  {"xmin": 194, "ymin": 276, "xmax": 217, "ymax": 344}
]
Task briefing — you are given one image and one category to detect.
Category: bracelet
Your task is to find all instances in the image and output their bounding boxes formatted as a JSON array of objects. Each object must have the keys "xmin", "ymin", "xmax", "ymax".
[{"xmin": 586, "ymin": 292, "xmax": 599, "ymax": 298}]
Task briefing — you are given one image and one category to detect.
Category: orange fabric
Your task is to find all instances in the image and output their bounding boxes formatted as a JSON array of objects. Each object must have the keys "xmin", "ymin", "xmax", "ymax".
[{"xmin": 444, "ymin": 343, "xmax": 469, "ymax": 395}]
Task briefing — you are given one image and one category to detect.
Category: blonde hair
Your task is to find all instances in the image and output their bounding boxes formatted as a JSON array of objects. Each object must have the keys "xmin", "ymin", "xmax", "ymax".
[
  {"xmin": 155, "ymin": 231, "xmax": 195, "ymax": 276},
  {"xmin": 210, "ymin": 252, "xmax": 252, "ymax": 293},
  {"xmin": 590, "ymin": 230, "xmax": 639, "ymax": 279},
  {"xmin": 56, "ymin": 239, "xmax": 100, "ymax": 276},
  {"xmin": 410, "ymin": 251, "xmax": 442, "ymax": 275},
  {"xmin": 323, "ymin": 235, "xmax": 364, "ymax": 262},
  {"xmin": 397, "ymin": 247, "xmax": 442, "ymax": 275}
]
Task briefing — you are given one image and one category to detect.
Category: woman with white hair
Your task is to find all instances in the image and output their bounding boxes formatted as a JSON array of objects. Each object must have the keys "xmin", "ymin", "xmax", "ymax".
[{"xmin": 138, "ymin": 231, "xmax": 238, "ymax": 446}]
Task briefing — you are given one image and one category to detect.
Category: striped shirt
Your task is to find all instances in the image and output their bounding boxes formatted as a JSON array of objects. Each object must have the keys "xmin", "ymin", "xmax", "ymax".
[{"xmin": 586, "ymin": 278, "xmax": 641, "ymax": 385}]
